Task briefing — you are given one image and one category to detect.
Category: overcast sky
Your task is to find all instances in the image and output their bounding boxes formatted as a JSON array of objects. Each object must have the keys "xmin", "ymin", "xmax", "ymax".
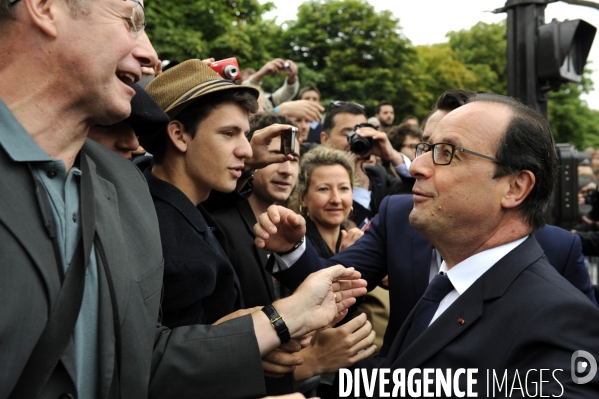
[{"xmin": 261, "ymin": 0, "xmax": 599, "ymax": 110}]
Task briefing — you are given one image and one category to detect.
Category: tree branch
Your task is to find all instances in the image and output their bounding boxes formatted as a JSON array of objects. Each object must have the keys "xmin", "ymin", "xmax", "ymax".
[{"xmin": 561, "ymin": 0, "xmax": 599, "ymax": 11}]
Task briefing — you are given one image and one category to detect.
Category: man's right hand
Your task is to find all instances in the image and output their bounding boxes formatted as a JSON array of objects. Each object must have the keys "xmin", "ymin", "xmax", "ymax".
[{"xmin": 254, "ymin": 205, "xmax": 306, "ymax": 253}]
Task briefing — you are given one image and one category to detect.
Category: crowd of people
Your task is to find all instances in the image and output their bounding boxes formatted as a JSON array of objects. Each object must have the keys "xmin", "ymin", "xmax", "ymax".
[{"xmin": 1, "ymin": 1, "xmax": 599, "ymax": 398}]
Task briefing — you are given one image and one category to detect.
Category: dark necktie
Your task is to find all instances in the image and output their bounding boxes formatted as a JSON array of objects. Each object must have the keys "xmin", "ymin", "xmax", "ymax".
[{"xmin": 398, "ymin": 273, "xmax": 455, "ymax": 356}]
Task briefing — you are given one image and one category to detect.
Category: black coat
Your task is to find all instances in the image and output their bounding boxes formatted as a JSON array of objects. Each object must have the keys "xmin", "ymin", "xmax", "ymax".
[
  {"xmin": 211, "ymin": 199, "xmax": 291, "ymax": 307},
  {"xmin": 144, "ymin": 169, "xmax": 244, "ymax": 327}
]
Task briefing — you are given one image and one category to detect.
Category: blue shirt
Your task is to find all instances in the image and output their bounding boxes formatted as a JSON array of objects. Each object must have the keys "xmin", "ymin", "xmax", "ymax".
[{"xmin": 0, "ymin": 98, "xmax": 99, "ymax": 398}]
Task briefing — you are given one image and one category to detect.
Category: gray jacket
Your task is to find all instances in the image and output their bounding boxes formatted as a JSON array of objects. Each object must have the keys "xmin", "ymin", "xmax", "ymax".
[{"xmin": 0, "ymin": 137, "xmax": 265, "ymax": 399}]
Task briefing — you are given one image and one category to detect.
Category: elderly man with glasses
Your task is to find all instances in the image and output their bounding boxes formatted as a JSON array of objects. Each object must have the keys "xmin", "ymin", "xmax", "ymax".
[{"xmin": 0, "ymin": 1, "xmax": 366, "ymax": 399}]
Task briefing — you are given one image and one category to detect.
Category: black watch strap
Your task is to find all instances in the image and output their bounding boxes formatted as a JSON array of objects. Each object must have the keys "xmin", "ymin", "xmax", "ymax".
[
  {"xmin": 261, "ymin": 305, "xmax": 290, "ymax": 344},
  {"xmin": 277, "ymin": 236, "xmax": 305, "ymax": 256}
]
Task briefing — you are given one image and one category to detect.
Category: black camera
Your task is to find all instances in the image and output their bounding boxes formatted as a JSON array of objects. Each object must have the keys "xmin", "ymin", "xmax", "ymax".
[{"xmin": 347, "ymin": 123, "xmax": 377, "ymax": 155}]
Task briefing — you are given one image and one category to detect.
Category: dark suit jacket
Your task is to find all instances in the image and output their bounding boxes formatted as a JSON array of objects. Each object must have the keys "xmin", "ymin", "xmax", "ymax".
[
  {"xmin": 272, "ymin": 194, "xmax": 597, "ymax": 357},
  {"xmin": 0, "ymin": 138, "xmax": 265, "ymax": 399},
  {"xmin": 144, "ymin": 169, "xmax": 244, "ymax": 327},
  {"xmin": 211, "ymin": 199, "xmax": 296, "ymax": 396},
  {"xmin": 211, "ymin": 199, "xmax": 286, "ymax": 307},
  {"xmin": 351, "ymin": 164, "xmax": 388, "ymax": 226},
  {"xmin": 342, "ymin": 237, "xmax": 599, "ymax": 397}
]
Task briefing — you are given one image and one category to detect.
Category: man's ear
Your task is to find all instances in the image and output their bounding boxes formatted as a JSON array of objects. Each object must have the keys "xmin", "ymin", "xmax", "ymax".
[
  {"xmin": 166, "ymin": 120, "xmax": 189, "ymax": 154},
  {"xmin": 500, "ymin": 170, "xmax": 535, "ymax": 209},
  {"xmin": 320, "ymin": 131, "xmax": 328, "ymax": 145},
  {"xmin": 23, "ymin": 0, "xmax": 61, "ymax": 38}
]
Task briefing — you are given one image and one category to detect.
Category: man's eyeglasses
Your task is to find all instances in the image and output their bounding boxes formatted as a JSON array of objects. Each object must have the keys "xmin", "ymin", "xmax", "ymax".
[
  {"xmin": 9, "ymin": 0, "xmax": 147, "ymax": 36},
  {"xmin": 415, "ymin": 142, "xmax": 499, "ymax": 165},
  {"xmin": 123, "ymin": 0, "xmax": 146, "ymax": 37},
  {"xmin": 328, "ymin": 100, "xmax": 365, "ymax": 112}
]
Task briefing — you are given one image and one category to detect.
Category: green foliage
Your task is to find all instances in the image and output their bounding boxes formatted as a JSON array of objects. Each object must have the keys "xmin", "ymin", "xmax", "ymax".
[
  {"xmin": 414, "ymin": 44, "xmax": 479, "ymax": 104},
  {"xmin": 549, "ymin": 71, "xmax": 599, "ymax": 149},
  {"xmin": 281, "ymin": 0, "xmax": 430, "ymax": 119},
  {"xmin": 145, "ymin": 0, "xmax": 279, "ymax": 69},
  {"xmin": 446, "ymin": 21, "xmax": 508, "ymax": 94},
  {"xmin": 142, "ymin": 0, "xmax": 599, "ymax": 149}
]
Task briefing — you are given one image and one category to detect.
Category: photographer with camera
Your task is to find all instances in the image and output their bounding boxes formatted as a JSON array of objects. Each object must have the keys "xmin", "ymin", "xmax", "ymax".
[
  {"xmin": 243, "ymin": 58, "xmax": 300, "ymax": 112},
  {"xmin": 320, "ymin": 102, "xmax": 410, "ymax": 227}
]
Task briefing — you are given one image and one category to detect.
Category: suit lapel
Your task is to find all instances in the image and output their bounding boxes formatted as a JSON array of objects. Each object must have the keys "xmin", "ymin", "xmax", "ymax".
[
  {"xmin": 199, "ymin": 204, "xmax": 245, "ymax": 309},
  {"xmin": 236, "ymin": 201, "xmax": 277, "ymax": 302},
  {"xmin": 0, "ymin": 148, "xmax": 61, "ymax": 304},
  {"xmin": 83, "ymin": 154, "xmax": 130, "ymax": 399},
  {"xmin": 387, "ymin": 235, "xmax": 543, "ymax": 369},
  {"xmin": 387, "ymin": 282, "xmax": 484, "ymax": 369},
  {"xmin": 411, "ymin": 230, "xmax": 433, "ymax": 305}
]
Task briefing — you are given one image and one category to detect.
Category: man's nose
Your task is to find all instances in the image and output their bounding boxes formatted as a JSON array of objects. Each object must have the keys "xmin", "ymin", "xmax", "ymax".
[
  {"xmin": 134, "ymin": 31, "xmax": 159, "ymax": 69},
  {"xmin": 409, "ymin": 150, "xmax": 434, "ymax": 179},
  {"xmin": 236, "ymin": 136, "xmax": 253, "ymax": 159}
]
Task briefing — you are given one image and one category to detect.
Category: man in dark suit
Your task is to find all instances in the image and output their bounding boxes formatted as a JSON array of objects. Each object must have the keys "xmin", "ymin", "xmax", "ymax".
[
  {"xmin": 255, "ymin": 93, "xmax": 599, "ymax": 396},
  {"xmin": 265, "ymin": 194, "xmax": 596, "ymax": 356},
  {"xmin": 257, "ymin": 89, "xmax": 597, "ymax": 357},
  {"xmin": 0, "ymin": 4, "xmax": 367, "ymax": 398}
]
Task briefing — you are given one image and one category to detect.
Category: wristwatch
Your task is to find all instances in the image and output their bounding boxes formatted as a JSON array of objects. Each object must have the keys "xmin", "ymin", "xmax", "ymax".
[
  {"xmin": 261, "ymin": 305, "xmax": 290, "ymax": 343},
  {"xmin": 277, "ymin": 236, "xmax": 305, "ymax": 256}
]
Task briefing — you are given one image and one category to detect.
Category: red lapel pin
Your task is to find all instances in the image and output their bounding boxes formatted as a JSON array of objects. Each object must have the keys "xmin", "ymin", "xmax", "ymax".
[{"xmin": 458, "ymin": 317, "xmax": 465, "ymax": 324}]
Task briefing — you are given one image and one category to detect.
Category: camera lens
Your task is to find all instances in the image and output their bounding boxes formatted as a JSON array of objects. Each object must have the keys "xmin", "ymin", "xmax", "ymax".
[
  {"xmin": 347, "ymin": 130, "xmax": 372, "ymax": 156},
  {"xmin": 223, "ymin": 65, "xmax": 239, "ymax": 80}
]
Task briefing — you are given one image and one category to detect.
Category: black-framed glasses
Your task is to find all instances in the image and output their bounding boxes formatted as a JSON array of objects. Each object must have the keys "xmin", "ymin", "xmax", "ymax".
[
  {"xmin": 8, "ymin": 0, "xmax": 20, "ymax": 5},
  {"xmin": 123, "ymin": 0, "xmax": 146, "ymax": 37},
  {"xmin": 328, "ymin": 100, "xmax": 365, "ymax": 112},
  {"xmin": 415, "ymin": 142, "xmax": 499, "ymax": 165}
]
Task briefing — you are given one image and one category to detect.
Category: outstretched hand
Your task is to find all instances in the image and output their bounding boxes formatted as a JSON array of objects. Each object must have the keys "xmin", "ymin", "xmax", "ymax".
[
  {"xmin": 254, "ymin": 205, "xmax": 306, "ymax": 253},
  {"xmin": 339, "ymin": 228, "xmax": 364, "ymax": 252},
  {"xmin": 295, "ymin": 313, "xmax": 377, "ymax": 380},
  {"xmin": 278, "ymin": 265, "xmax": 367, "ymax": 338}
]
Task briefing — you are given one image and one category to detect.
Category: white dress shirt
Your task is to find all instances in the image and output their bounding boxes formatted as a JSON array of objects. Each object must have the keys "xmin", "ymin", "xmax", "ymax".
[{"xmin": 429, "ymin": 236, "xmax": 527, "ymax": 325}]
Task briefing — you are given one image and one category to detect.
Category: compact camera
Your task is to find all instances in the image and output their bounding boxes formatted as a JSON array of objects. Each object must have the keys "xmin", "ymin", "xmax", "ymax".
[
  {"xmin": 347, "ymin": 123, "xmax": 377, "ymax": 155},
  {"xmin": 209, "ymin": 58, "xmax": 240, "ymax": 81},
  {"xmin": 281, "ymin": 127, "xmax": 297, "ymax": 155}
]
